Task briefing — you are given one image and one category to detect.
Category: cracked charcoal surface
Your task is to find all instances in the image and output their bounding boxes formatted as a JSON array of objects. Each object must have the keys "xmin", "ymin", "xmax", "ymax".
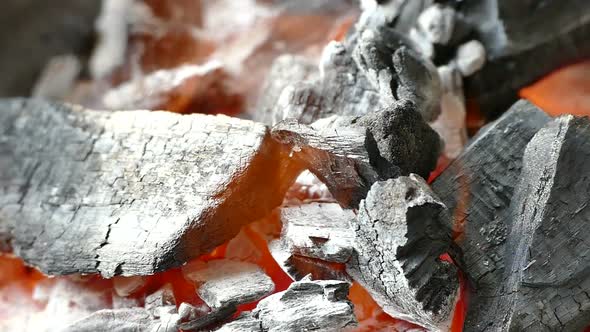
[
  {"xmin": 272, "ymin": 41, "xmax": 382, "ymax": 125},
  {"xmin": 252, "ymin": 277, "xmax": 357, "ymax": 332},
  {"xmin": 183, "ymin": 259, "xmax": 275, "ymax": 309},
  {"xmin": 432, "ymin": 100, "xmax": 550, "ymax": 290},
  {"xmin": 460, "ymin": 0, "xmax": 590, "ymax": 117},
  {"xmin": 0, "ymin": 98, "xmax": 299, "ymax": 277},
  {"xmin": 215, "ymin": 313, "xmax": 262, "ymax": 332},
  {"xmin": 280, "ymin": 202, "xmax": 355, "ymax": 263},
  {"xmin": 62, "ymin": 307, "xmax": 179, "ymax": 332},
  {"xmin": 346, "ymin": 175, "xmax": 458, "ymax": 331},
  {"xmin": 269, "ymin": 240, "xmax": 351, "ymax": 282},
  {"xmin": 431, "ymin": 100, "xmax": 552, "ymax": 331},
  {"xmin": 272, "ymin": 100, "xmax": 440, "ymax": 208},
  {"xmin": 468, "ymin": 116, "xmax": 590, "ymax": 332}
]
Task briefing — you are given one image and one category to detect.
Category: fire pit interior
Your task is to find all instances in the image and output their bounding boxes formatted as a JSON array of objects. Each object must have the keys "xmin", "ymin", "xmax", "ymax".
[{"xmin": 1, "ymin": 1, "xmax": 590, "ymax": 331}]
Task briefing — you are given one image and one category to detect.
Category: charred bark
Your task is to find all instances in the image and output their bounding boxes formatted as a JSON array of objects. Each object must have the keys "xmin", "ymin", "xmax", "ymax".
[
  {"xmin": 0, "ymin": 99, "xmax": 301, "ymax": 277},
  {"xmin": 467, "ymin": 116, "xmax": 590, "ymax": 331}
]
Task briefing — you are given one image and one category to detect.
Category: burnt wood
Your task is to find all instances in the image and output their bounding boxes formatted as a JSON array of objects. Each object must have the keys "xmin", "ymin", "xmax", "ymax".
[
  {"xmin": 468, "ymin": 115, "xmax": 590, "ymax": 331},
  {"xmin": 346, "ymin": 175, "xmax": 458, "ymax": 331},
  {"xmin": 0, "ymin": 99, "xmax": 301, "ymax": 277}
]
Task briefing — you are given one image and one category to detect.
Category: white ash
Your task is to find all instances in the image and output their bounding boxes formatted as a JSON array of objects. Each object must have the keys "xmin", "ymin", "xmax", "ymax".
[
  {"xmin": 417, "ymin": 4, "xmax": 456, "ymax": 45},
  {"xmin": 183, "ymin": 259, "xmax": 275, "ymax": 309},
  {"xmin": 455, "ymin": 40, "xmax": 486, "ymax": 77}
]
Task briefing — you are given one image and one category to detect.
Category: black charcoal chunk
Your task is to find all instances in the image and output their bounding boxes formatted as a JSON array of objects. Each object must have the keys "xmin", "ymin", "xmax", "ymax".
[
  {"xmin": 252, "ymin": 277, "xmax": 357, "ymax": 332},
  {"xmin": 432, "ymin": 100, "xmax": 550, "ymax": 291},
  {"xmin": 254, "ymin": 55, "xmax": 318, "ymax": 125},
  {"xmin": 467, "ymin": 115, "xmax": 590, "ymax": 332},
  {"xmin": 0, "ymin": 98, "xmax": 299, "ymax": 277},
  {"xmin": 346, "ymin": 175, "xmax": 458, "ymax": 331},
  {"xmin": 272, "ymin": 100, "xmax": 441, "ymax": 207},
  {"xmin": 460, "ymin": 0, "xmax": 590, "ymax": 117}
]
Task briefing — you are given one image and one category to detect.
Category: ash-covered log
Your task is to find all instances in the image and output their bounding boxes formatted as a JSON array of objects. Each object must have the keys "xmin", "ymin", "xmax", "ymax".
[
  {"xmin": 272, "ymin": 100, "xmax": 441, "ymax": 207},
  {"xmin": 432, "ymin": 100, "xmax": 550, "ymax": 290},
  {"xmin": 223, "ymin": 277, "xmax": 357, "ymax": 332},
  {"xmin": 469, "ymin": 115, "xmax": 590, "ymax": 331},
  {"xmin": 0, "ymin": 99, "xmax": 302, "ymax": 277},
  {"xmin": 460, "ymin": 0, "xmax": 590, "ymax": 117},
  {"xmin": 346, "ymin": 175, "xmax": 459, "ymax": 331}
]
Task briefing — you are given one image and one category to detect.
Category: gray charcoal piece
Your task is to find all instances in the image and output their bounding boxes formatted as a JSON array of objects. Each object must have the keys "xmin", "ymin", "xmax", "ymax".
[
  {"xmin": 269, "ymin": 240, "xmax": 351, "ymax": 282},
  {"xmin": 254, "ymin": 55, "xmax": 318, "ymax": 125},
  {"xmin": 184, "ymin": 259, "xmax": 275, "ymax": 309},
  {"xmin": 145, "ymin": 284, "xmax": 175, "ymax": 313},
  {"xmin": 416, "ymin": 4, "xmax": 456, "ymax": 45},
  {"xmin": 178, "ymin": 305, "xmax": 237, "ymax": 332},
  {"xmin": 274, "ymin": 41, "xmax": 381, "ymax": 125},
  {"xmin": 346, "ymin": 175, "xmax": 458, "ymax": 331},
  {"xmin": 280, "ymin": 202, "xmax": 355, "ymax": 263},
  {"xmin": 61, "ymin": 307, "xmax": 179, "ymax": 332},
  {"xmin": 353, "ymin": 28, "xmax": 442, "ymax": 121},
  {"xmin": 214, "ymin": 313, "xmax": 262, "ymax": 332},
  {"xmin": 432, "ymin": 100, "xmax": 550, "ymax": 291},
  {"xmin": 0, "ymin": 98, "xmax": 300, "ymax": 277},
  {"xmin": 272, "ymin": 100, "xmax": 440, "ymax": 207},
  {"xmin": 466, "ymin": 115, "xmax": 590, "ymax": 332},
  {"xmin": 253, "ymin": 277, "xmax": 357, "ymax": 332},
  {"xmin": 460, "ymin": 0, "xmax": 590, "ymax": 117}
]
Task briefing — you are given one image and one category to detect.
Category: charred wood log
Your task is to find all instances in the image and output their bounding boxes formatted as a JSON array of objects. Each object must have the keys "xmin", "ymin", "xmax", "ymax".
[
  {"xmin": 272, "ymin": 100, "xmax": 441, "ymax": 207},
  {"xmin": 346, "ymin": 175, "xmax": 459, "ymax": 331},
  {"xmin": 460, "ymin": 0, "xmax": 590, "ymax": 117},
  {"xmin": 468, "ymin": 116, "xmax": 590, "ymax": 331},
  {"xmin": 432, "ymin": 100, "xmax": 550, "ymax": 290},
  {"xmin": 0, "ymin": 99, "xmax": 302, "ymax": 277}
]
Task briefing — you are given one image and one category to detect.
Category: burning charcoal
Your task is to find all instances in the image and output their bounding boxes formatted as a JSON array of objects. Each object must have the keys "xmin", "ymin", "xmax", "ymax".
[
  {"xmin": 432, "ymin": 100, "xmax": 550, "ymax": 290},
  {"xmin": 460, "ymin": 0, "xmax": 590, "ymax": 116},
  {"xmin": 178, "ymin": 305, "xmax": 237, "ymax": 332},
  {"xmin": 0, "ymin": 99, "xmax": 302, "ymax": 277},
  {"xmin": 416, "ymin": 4, "xmax": 456, "ymax": 45},
  {"xmin": 145, "ymin": 284, "xmax": 175, "ymax": 313},
  {"xmin": 283, "ymin": 170, "xmax": 333, "ymax": 205},
  {"xmin": 254, "ymin": 55, "xmax": 318, "ymax": 125},
  {"xmin": 273, "ymin": 41, "xmax": 381, "ymax": 124},
  {"xmin": 252, "ymin": 277, "xmax": 357, "ymax": 332},
  {"xmin": 453, "ymin": 40, "xmax": 486, "ymax": 77},
  {"xmin": 272, "ymin": 100, "xmax": 441, "ymax": 207},
  {"xmin": 182, "ymin": 259, "xmax": 275, "ymax": 309},
  {"xmin": 280, "ymin": 203, "xmax": 355, "ymax": 263},
  {"xmin": 392, "ymin": 47, "xmax": 442, "ymax": 122},
  {"xmin": 112, "ymin": 275, "xmax": 146, "ymax": 297},
  {"xmin": 269, "ymin": 240, "xmax": 350, "ymax": 282},
  {"xmin": 353, "ymin": 28, "xmax": 442, "ymax": 121},
  {"xmin": 215, "ymin": 312, "xmax": 262, "ymax": 332},
  {"xmin": 467, "ymin": 115, "xmax": 590, "ymax": 331},
  {"xmin": 346, "ymin": 175, "xmax": 459, "ymax": 331},
  {"xmin": 61, "ymin": 307, "xmax": 179, "ymax": 332},
  {"xmin": 101, "ymin": 61, "xmax": 241, "ymax": 114}
]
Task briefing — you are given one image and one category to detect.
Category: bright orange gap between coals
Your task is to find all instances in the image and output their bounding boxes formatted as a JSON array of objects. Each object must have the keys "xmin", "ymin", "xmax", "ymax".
[{"xmin": 521, "ymin": 59, "xmax": 590, "ymax": 116}]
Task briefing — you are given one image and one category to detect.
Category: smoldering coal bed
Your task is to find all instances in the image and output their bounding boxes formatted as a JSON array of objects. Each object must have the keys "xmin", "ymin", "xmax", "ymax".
[{"xmin": 1, "ymin": 1, "xmax": 590, "ymax": 332}]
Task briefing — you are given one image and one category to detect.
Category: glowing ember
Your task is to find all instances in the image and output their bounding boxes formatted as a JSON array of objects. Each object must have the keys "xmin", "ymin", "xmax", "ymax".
[{"xmin": 521, "ymin": 60, "xmax": 590, "ymax": 116}]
